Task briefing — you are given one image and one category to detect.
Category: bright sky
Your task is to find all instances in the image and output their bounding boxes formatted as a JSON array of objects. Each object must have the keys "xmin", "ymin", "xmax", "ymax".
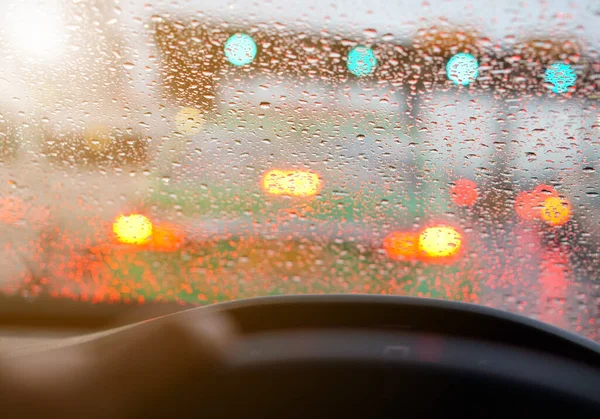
[{"xmin": 0, "ymin": 1, "xmax": 597, "ymax": 54}]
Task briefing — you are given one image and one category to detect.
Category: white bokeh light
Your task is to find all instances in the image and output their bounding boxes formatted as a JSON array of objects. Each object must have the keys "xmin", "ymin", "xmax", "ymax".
[{"xmin": 7, "ymin": 0, "xmax": 66, "ymax": 61}]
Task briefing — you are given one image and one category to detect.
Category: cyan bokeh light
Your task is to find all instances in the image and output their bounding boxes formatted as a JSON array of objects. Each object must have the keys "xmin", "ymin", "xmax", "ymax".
[
  {"xmin": 544, "ymin": 62, "xmax": 576, "ymax": 94},
  {"xmin": 446, "ymin": 53, "xmax": 479, "ymax": 86},
  {"xmin": 347, "ymin": 46, "xmax": 377, "ymax": 77},
  {"xmin": 224, "ymin": 33, "xmax": 257, "ymax": 66}
]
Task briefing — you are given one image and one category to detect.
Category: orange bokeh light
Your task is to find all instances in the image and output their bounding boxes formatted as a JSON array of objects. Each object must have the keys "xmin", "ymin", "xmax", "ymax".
[
  {"xmin": 383, "ymin": 231, "xmax": 419, "ymax": 260},
  {"xmin": 516, "ymin": 184, "xmax": 565, "ymax": 223},
  {"xmin": 450, "ymin": 179, "xmax": 478, "ymax": 207},
  {"xmin": 262, "ymin": 169, "xmax": 321, "ymax": 197},
  {"xmin": 419, "ymin": 226, "xmax": 462, "ymax": 258},
  {"xmin": 541, "ymin": 196, "xmax": 571, "ymax": 226},
  {"xmin": 150, "ymin": 223, "xmax": 185, "ymax": 252}
]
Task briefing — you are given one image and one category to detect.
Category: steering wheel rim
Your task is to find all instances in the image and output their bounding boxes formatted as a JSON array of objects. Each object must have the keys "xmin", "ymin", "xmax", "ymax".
[
  {"xmin": 201, "ymin": 294, "xmax": 600, "ymax": 364},
  {"xmin": 132, "ymin": 295, "xmax": 600, "ymax": 418}
]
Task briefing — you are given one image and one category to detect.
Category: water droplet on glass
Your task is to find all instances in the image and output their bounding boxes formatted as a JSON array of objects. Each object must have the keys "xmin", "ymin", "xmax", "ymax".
[{"xmin": 363, "ymin": 28, "xmax": 377, "ymax": 38}]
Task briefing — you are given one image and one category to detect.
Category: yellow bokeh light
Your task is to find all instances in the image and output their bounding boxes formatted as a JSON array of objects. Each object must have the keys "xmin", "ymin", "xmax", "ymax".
[
  {"xmin": 541, "ymin": 196, "xmax": 571, "ymax": 226},
  {"xmin": 113, "ymin": 214, "xmax": 153, "ymax": 245},
  {"xmin": 419, "ymin": 226, "xmax": 462, "ymax": 258},
  {"xmin": 85, "ymin": 125, "xmax": 112, "ymax": 151},
  {"xmin": 262, "ymin": 169, "xmax": 321, "ymax": 197},
  {"xmin": 175, "ymin": 107, "xmax": 203, "ymax": 134}
]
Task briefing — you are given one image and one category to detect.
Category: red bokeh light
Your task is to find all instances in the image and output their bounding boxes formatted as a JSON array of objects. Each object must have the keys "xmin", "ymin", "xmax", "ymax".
[
  {"xmin": 450, "ymin": 179, "xmax": 478, "ymax": 207},
  {"xmin": 515, "ymin": 191, "xmax": 540, "ymax": 221}
]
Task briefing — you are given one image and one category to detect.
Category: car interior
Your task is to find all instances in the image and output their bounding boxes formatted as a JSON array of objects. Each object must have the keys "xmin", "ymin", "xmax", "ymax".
[{"xmin": 1, "ymin": 294, "xmax": 599, "ymax": 417}]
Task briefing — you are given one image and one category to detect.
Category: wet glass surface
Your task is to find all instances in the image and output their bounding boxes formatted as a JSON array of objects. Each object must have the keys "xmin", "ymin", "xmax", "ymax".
[{"xmin": 0, "ymin": 0, "xmax": 598, "ymax": 341}]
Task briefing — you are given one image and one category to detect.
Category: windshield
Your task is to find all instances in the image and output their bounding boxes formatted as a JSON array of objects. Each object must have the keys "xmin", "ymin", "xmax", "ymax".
[{"xmin": 0, "ymin": 0, "xmax": 598, "ymax": 340}]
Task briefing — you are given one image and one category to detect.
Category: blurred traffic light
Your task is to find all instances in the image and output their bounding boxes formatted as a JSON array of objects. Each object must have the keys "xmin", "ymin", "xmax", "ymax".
[
  {"xmin": 544, "ymin": 61, "xmax": 577, "ymax": 93},
  {"xmin": 446, "ymin": 52, "xmax": 479, "ymax": 86},
  {"xmin": 224, "ymin": 33, "xmax": 257, "ymax": 66},
  {"xmin": 347, "ymin": 46, "xmax": 377, "ymax": 77},
  {"xmin": 511, "ymin": 38, "xmax": 583, "ymax": 95}
]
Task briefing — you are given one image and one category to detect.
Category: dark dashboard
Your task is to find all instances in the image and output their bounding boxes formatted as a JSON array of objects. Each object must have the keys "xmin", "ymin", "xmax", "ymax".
[{"xmin": 2, "ymin": 295, "xmax": 599, "ymax": 418}]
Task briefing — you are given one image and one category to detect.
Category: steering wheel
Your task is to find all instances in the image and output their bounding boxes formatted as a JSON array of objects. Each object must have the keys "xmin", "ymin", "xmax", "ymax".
[{"xmin": 31, "ymin": 295, "xmax": 600, "ymax": 418}]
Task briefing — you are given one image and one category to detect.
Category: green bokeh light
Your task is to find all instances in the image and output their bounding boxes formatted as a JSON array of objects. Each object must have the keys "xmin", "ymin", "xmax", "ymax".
[
  {"xmin": 347, "ymin": 46, "xmax": 377, "ymax": 77},
  {"xmin": 544, "ymin": 62, "xmax": 577, "ymax": 94},
  {"xmin": 224, "ymin": 33, "xmax": 257, "ymax": 66},
  {"xmin": 446, "ymin": 53, "xmax": 479, "ymax": 86}
]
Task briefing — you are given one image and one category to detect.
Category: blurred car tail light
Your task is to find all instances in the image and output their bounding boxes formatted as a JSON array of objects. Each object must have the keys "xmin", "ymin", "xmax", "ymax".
[
  {"xmin": 112, "ymin": 214, "xmax": 153, "ymax": 245},
  {"xmin": 418, "ymin": 226, "xmax": 462, "ymax": 258},
  {"xmin": 383, "ymin": 231, "xmax": 419, "ymax": 260},
  {"xmin": 516, "ymin": 184, "xmax": 570, "ymax": 226},
  {"xmin": 450, "ymin": 179, "xmax": 478, "ymax": 207},
  {"xmin": 149, "ymin": 223, "xmax": 185, "ymax": 252},
  {"xmin": 262, "ymin": 169, "xmax": 321, "ymax": 197},
  {"xmin": 541, "ymin": 196, "xmax": 571, "ymax": 227},
  {"xmin": 515, "ymin": 190, "xmax": 541, "ymax": 221},
  {"xmin": 384, "ymin": 226, "xmax": 464, "ymax": 262}
]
